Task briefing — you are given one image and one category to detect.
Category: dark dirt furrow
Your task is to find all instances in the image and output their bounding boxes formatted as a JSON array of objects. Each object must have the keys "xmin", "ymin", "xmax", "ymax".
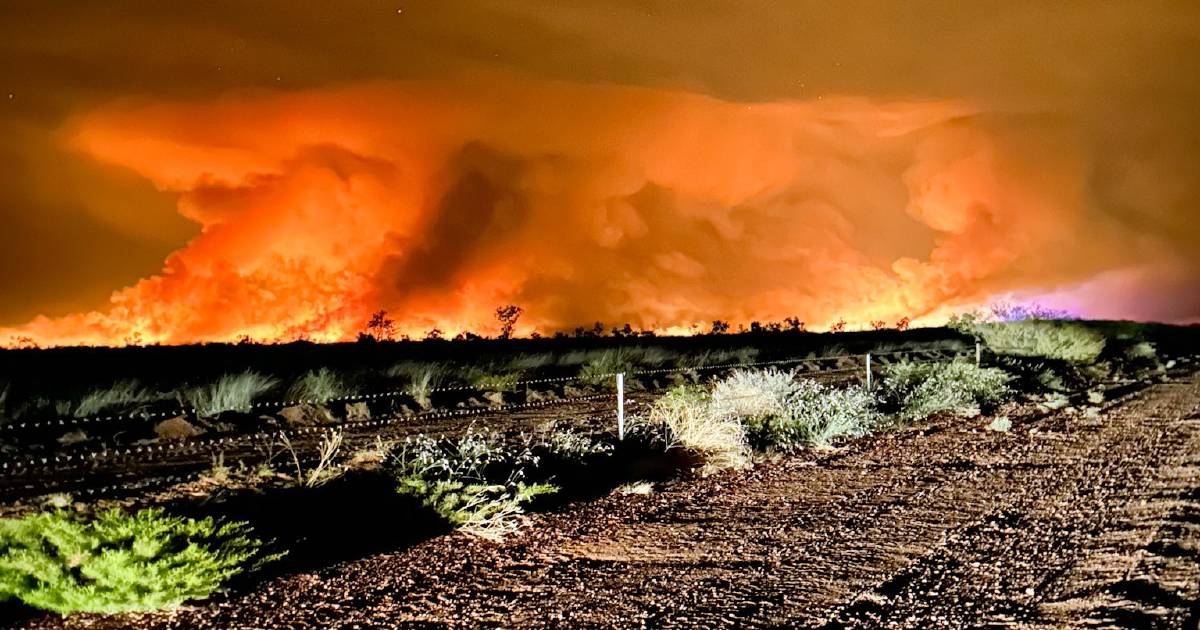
[{"xmin": 12, "ymin": 374, "xmax": 1200, "ymax": 629}]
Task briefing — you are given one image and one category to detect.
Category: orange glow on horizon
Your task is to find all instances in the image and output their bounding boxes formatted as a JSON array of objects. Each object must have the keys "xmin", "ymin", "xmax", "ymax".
[{"xmin": 0, "ymin": 77, "xmax": 1147, "ymax": 347}]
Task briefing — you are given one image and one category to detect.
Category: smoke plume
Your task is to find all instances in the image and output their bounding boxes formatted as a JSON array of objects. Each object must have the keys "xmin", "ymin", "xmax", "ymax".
[{"xmin": 1, "ymin": 76, "xmax": 1189, "ymax": 345}]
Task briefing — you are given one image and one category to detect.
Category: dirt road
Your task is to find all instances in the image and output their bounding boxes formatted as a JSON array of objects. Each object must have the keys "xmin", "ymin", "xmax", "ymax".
[{"xmin": 17, "ymin": 374, "xmax": 1200, "ymax": 629}]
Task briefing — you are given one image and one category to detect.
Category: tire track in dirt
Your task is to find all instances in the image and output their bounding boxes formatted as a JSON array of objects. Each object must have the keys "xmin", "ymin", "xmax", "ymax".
[{"xmin": 823, "ymin": 379, "xmax": 1200, "ymax": 629}]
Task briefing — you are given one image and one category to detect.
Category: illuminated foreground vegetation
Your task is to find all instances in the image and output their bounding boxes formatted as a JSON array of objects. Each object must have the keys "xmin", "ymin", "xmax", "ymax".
[{"xmin": 0, "ymin": 319, "xmax": 1185, "ymax": 616}]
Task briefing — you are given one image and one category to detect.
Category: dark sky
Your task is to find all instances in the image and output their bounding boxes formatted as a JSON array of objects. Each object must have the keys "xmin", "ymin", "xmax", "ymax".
[{"xmin": 2, "ymin": 0, "xmax": 1199, "ymax": 329}]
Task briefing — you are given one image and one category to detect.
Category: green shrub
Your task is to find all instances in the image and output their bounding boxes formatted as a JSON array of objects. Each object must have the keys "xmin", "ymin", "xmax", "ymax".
[
  {"xmin": 0, "ymin": 508, "xmax": 272, "ymax": 615},
  {"xmin": 883, "ymin": 360, "xmax": 1011, "ymax": 422},
  {"xmin": 184, "ymin": 371, "xmax": 278, "ymax": 418},
  {"xmin": 970, "ymin": 320, "xmax": 1106, "ymax": 363},
  {"xmin": 391, "ymin": 431, "xmax": 557, "ymax": 541},
  {"xmin": 711, "ymin": 369, "xmax": 880, "ymax": 450},
  {"xmin": 286, "ymin": 368, "xmax": 356, "ymax": 403}
]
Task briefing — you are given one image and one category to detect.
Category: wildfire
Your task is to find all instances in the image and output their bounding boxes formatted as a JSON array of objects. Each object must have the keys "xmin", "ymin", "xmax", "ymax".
[{"xmin": 0, "ymin": 76, "xmax": 1138, "ymax": 346}]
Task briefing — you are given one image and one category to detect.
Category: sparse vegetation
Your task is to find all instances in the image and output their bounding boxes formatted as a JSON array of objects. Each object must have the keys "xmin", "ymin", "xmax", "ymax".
[
  {"xmin": 387, "ymin": 362, "xmax": 449, "ymax": 408},
  {"xmin": 72, "ymin": 379, "xmax": 167, "ymax": 418},
  {"xmin": 711, "ymin": 369, "xmax": 881, "ymax": 450},
  {"xmin": 467, "ymin": 368, "xmax": 524, "ymax": 392},
  {"xmin": 577, "ymin": 349, "xmax": 638, "ymax": 385},
  {"xmin": 184, "ymin": 371, "xmax": 278, "ymax": 419},
  {"xmin": 286, "ymin": 368, "xmax": 356, "ymax": 403},
  {"xmin": 536, "ymin": 423, "xmax": 613, "ymax": 459},
  {"xmin": 0, "ymin": 508, "xmax": 273, "ymax": 615},
  {"xmin": 391, "ymin": 430, "xmax": 558, "ymax": 541},
  {"xmin": 883, "ymin": 360, "xmax": 1011, "ymax": 423},
  {"xmin": 960, "ymin": 319, "xmax": 1106, "ymax": 363},
  {"xmin": 647, "ymin": 386, "xmax": 748, "ymax": 474}
]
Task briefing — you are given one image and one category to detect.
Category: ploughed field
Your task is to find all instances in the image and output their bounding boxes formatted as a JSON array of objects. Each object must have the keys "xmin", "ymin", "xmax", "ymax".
[{"xmin": 10, "ymin": 358, "xmax": 1199, "ymax": 629}]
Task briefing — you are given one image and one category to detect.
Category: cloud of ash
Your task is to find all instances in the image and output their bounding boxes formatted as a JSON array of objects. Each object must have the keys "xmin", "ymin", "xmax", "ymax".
[{"xmin": 1, "ymin": 76, "xmax": 1190, "ymax": 345}]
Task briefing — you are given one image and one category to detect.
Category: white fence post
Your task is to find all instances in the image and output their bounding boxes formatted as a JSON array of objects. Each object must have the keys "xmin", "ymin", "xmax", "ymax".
[
  {"xmin": 975, "ymin": 341, "xmax": 982, "ymax": 368},
  {"xmin": 865, "ymin": 353, "xmax": 873, "ymax": 389},
  {"xmin": 616, "ymin": 372, "xmax": 626, "ymax": 440}
]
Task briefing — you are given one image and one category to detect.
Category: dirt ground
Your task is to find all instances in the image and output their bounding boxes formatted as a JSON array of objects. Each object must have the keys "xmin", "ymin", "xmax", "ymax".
[{"xmin": 12, "ymin": 373, "xmax": 1200, "ymax": 629}]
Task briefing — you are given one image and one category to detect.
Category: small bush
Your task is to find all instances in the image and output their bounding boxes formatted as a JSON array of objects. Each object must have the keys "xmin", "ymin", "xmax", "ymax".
[
  {"xmin": 883, "ymin": 360, "xmax": 1011, "ymax": 422},
  {"xmin": 647, "ymin": 386, "xmax": 748, "ymax": 474},
  {"xmin": 708, "ymin": 369, "xmax": 795, "ymax": 420},
  {"xmin": 184, "ymin": 371, "xmax": 278, "ymax": 419},
  {"xmin": 711, "ymin": 370, "xmax": 880, "ymax": 450},
  {"xmin": 0, "ymin": 508, "xmax": 272, "ymax": 615},
  {"xmin": 971, "ymin": 320, "xmax": 1106, "ymax": 363},
  {"xmin": 286, "ymin": 368, "xmax": 355, "ymax": 404},
  {"xmin": 536, "ymin": 424, "xmax": 613, "ymax": 459},
  {"xmin": 391, "ymin": 431, "xmax": 557, "ymax": 541}
]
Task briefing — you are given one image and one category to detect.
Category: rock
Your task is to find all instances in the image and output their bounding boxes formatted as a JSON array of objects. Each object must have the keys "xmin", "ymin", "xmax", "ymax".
[
  {"xmin": 57, "ymin": 430, "xmax": 89, "ymax": 446},
  {"xmin": 277, "ymin": 404, "xmax": 333, "ymax": 426},
  {"xmin": 154, "ymin": 417, "xmax": 203, "ymax": 441},
  {"xmin": 527, "ymin": 388, "xmax": 559, "ymax": 403},
  {"xmin": 483, "ymin": 391, "xmax": 506, "ymax": 406},
  {"xmin": 344, "ymin": 401, "xmax": 371, "ymax": 422}
]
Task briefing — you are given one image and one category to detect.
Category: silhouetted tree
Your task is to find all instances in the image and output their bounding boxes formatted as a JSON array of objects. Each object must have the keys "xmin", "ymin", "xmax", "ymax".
[
  {"xmin": 783, "ymin": 317, "xmax": 806, "ymax": 332},
  {"xmin": 591, "ymin": 321, "xmax": 605, "ymax": 337},
  {"xmin": 829, "ymin": 319, "xmax": 847, "ymax": 333},
  {"xmin": 765, "ymin": 321, "xmax": 783, "ymax": 333},
  {"xmin": 365, "ymin": 310, "xmax": 396, "ymax": 341},
  {"xmin": 895, "ymin": 317, "xmax": 911, "ymax": 331},
  {"xmin": 749, "ymin": 321, "xmax": 763, "ymax": 333},
  {"xmin": 425, "ymin": 328, "xmax": 443, "ymax": 341},
  {"xmin": 495, "ymin": 305, "xmax": 524, "ymax": 340},
  {"xmin": 871, "ymin": 320, "xmax": 887, "ymax": 330},
  {"xmin": 710, "ymin": 320, "xmax": 730, "ymax": 334}
]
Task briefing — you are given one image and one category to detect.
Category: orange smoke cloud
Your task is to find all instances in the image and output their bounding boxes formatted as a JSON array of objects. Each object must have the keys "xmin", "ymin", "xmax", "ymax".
[{"xmin": 0, "ymin": 76, "xmax": 1153, "ymax": 346}]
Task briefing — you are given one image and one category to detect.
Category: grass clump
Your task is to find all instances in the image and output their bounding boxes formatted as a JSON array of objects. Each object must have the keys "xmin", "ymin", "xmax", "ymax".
[
  {"xmin": 387, "ymin": 362, "xmax": 449, "ymax": 408},
  {"xmin": 883, "ymin": 360, "xmax": 1011, "ymax": 423},
  {"xmin": 73, "ymin": 380, "xmax": 168, "ymax": 418},
  {"xmin": 184, "ymin": 371, "xmax": 278, "ymax": 419},
  {"xmin": 285, "ymin": 368, "xmax": 356, "ymax": 404},
  {"xmin": 391, "ymin": 430, "xmax": 558, "ymax": 541},
  {"xmin": 710, "ymin": 369, "xmax": 880, "ymax": 450},
  {"xmin": 678, "ymin": 347, "xmax": 759, "ymax": 369},
  {"xmin": 577, "ymin": 349, "xmax": 638, "ymax": 386},
  {"xmin": 467, "ymin": 369, "xmax": 523, "ymax": 392},
  {"xmin": 647, "ymin": 386, "xmax": 748, "ymax": 474},
  {"xmin": 0, "ymin": 508, "xmax": 273, "ymax": 615},
  {"xmin": 969, "ymin": 320, "xmax": 1106, "ymax": 363}
]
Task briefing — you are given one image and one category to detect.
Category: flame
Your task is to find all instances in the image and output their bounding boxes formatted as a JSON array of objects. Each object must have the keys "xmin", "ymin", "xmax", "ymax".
[{"xmin": 0, "ymin": 76, "xmax": 1147, "ymax": 346}]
